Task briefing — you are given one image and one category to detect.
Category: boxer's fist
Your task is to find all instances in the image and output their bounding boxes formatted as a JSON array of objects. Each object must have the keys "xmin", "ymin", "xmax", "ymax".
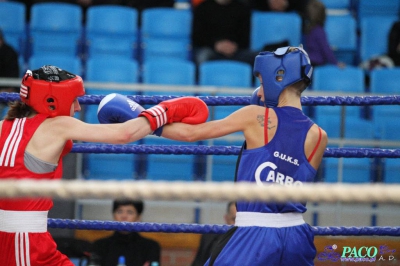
[
  {"xmin": 139, "ymin": 97, "xmax": 208, "ymax": 130},
  {"xmin": 97, "ymin": 93, "xmax": 145, "ymax": 123},
  {"xmin": 250, "ymin": 87, "xmax": 264, "ymax": 106}
]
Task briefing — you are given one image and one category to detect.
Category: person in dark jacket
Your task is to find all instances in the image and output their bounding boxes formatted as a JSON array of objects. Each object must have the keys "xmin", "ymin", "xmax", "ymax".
[
  {"xmin": 388, "ymin": 20, "xmax": 400, "ymax": 66},
  {"xmin": 0, "ymin": 29, "xmax": 20, "ymax": 92},
  {"xmin": 191, "ymin": 202, "xmax": 236, "ymax": 266},
  {"xmin": 192, "ymin": 0, "xmax": 256, "ymax": 66},
  {"xmin": 91, "ymin": 200, "xmax": 161, "ymax": 266}
]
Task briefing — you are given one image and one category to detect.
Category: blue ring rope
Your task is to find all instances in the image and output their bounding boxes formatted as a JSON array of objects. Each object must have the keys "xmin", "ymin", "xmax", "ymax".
[
  {"xmin": 73, "ymin": 144, "xmax": 400, "ymax": 158},
  {"xmin": 48, "ymin": 219, "xmax": 400, "ymax": 236},
  {"xmin": 2, "ymin": 92, "xmax": 400, "ymax": 106}
]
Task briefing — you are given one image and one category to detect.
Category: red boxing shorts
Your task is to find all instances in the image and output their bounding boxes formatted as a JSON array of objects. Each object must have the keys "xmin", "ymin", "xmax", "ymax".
[{"xmin": 0, "ymin": 210, "xmax": 74, "ymax": 266}]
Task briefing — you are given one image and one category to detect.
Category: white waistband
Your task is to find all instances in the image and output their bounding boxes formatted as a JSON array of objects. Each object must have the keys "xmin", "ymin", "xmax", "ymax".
[
  {"xmin": 235, "ymin": 212, "xmax": 305, "ymax": 228},
  {"xmin": 0, "ymin": 210, "xmax": 48, "ymax": 233}
]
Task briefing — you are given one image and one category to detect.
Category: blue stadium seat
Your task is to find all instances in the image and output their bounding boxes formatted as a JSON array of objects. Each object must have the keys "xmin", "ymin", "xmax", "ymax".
[
  {"xmin": 370, "ymin": 68, "xmax": 400, "ymax": 94},
  {"xmin": 372, "ymin": 106, "xmax": 400, "ymax": 141},
  {"xmin": 85, "ymin": 5, "xmax": 138, "ymax": 59},
  {"xmin": 314, "ymin": 106, "xmax": 360, "ymax": 139},
  {"xmin": 29, "ymin": 2, "xmax": 83, "ymax": 57},
  {"xmin": 28, "ymin": 54, "xmax": 82, "ymax": 76},
  {"xmin": 143, "ymin": 136, "xmax": 195, "ymax": 181},
  {"xmin": 82, "ymin": 59, "xmax": 140, "ymax": 180},
  {"xmin": 84, "ymin": 57, "xmax": 139, "ymax": 123},
  {"xmin": 142, "ymin": 59, "xmax": 195, "ymax": 85},
  {"xmin": 0, "ymin": 2, "xmax": 26, "ymax": 55},
  {"xmin": 370, "ymin": 69, "xmax": 400, "ymax": 141},
  {"xmin": 142, "ymin": 59, "xmax": 196, "ymax": 96},
  {"xmin": 85, "ymin": 57, "xmax": 139, "ymax": 86},
  {"xmin": 382, "ymin": 159, "xmax": 400, "ymax": 183},
  {"xmin": 312, "ymin": 65, "xmax": 365, "ymax": 93},
  {"xmin": 83, "ymin": 153, "xmax": 138, "ymax": 180},
  {"xmin": 356, "ymin": 0, "xmax": 400, "ymax": 19},
  {"xmin": 323, "ymin": 157, "xmax": 373, "ymax": 183},
  {"xmin": 141, "ymin": 7, "xmax": 192, "ymax": 40},
  {"xmin": 140, "ymin": 8, "xmax": 192, "ymax": 62},
  {"xmin": 82, "ymin": 56, "xmax": 140, "ymax": 181},
  {"xmin": 198, "ymin": 60, "xmax": 249, "ymax": 182},
  {"xmin": 250, "ymin": 11, "xmax": 301, "ymax": 51},
  {"xmin": 359, "ymin": 16, "xmax": 398, "ymax": 63},
  {"xmin": 344, "ymin": 116, "xmax": 374, "ymax": 140},
  {"xmin": 210, "ymin": 138, "xmax": 243, "ymax": 182},
  {"xmin": 320, "ymin": 0, "xmax": 350, "ymax": 10},
  {"xmin": 141, "ymin": 58, "xmax": 198, "ymax": 181},
  {"xmin": 199, "ymin": 60, "xmax": 252, "ymax": 88},
  {"xmin": 199, "ymin": 60, "xmax": 252, "ymax": 121},
  {"xmin": 323, "ymin": 113, "xmax": 375, "ymax": 185},
  {"xmin": 141, "ymin": 38, "xmax": 191, "ymax": 62},
  {"xmin": 315, "ymin": 109, "xmax": 373, "ymax": 140},
  {"xmin": 325, "ymin": 14, "xmax": 357, "ymax": 65}
]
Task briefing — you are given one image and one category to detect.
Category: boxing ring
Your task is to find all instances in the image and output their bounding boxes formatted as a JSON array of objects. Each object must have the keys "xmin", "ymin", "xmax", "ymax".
[{"xmin": 1, "ymin": 89, "xmax": 400, "ymax": 264}]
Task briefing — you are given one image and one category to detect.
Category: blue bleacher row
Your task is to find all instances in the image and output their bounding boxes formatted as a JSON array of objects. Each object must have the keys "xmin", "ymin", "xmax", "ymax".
[
  {"xmin": 1, "ymin": 0, "xmax": 400, "ymax": 81},
  {"xmin": 1, "ymin": 1, "xmax": 400, "ymax": 184}
]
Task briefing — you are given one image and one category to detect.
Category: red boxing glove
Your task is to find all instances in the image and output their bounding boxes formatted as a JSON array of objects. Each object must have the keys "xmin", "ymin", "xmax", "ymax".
[{"xmin": 139, "ymin": 97, "xmax": 209, "ymax": 130}]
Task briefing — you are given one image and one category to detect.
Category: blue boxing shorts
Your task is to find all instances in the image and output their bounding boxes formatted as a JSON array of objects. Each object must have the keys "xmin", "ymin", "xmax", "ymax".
[{"xmin": 205, "ymin": 212, "xmax": 316, "ymax": 266}]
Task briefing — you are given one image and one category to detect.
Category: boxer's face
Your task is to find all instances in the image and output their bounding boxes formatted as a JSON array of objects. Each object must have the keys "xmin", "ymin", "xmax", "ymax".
[
  {"xmin": 70, "ymin": 98, "xmax": 81, "ymax": 116},
  {"xmin": 257, "ymin": 75, "xmax": 265, "ymax": 102},
  {"xmin": 113, "ymin": 205, "xmax": 141, "ymax": 222}
]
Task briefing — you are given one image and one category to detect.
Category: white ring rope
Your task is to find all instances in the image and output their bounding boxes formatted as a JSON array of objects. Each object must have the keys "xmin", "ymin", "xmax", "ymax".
[{"xmin": 1, "ymin": 180, "xmax": 400, "ymax": 203}]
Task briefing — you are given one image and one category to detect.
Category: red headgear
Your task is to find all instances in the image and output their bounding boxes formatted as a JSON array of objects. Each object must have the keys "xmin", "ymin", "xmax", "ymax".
[{"xmin": 20, "ymin": 65, "xmax": 85, "ymax": 117}]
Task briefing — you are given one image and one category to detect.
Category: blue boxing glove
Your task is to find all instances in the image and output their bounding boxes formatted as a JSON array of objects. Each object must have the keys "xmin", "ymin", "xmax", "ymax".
[
  {"xmin": 250, "ymin": 87, "xmax": 265, "ymax": 106},
  {"xmin": 98, "ymin": 93, "xmax": 145, "ymax": 123},
  {"xmin": 97, "ymin": 93, "xmax": 164, "ymax": 136}
]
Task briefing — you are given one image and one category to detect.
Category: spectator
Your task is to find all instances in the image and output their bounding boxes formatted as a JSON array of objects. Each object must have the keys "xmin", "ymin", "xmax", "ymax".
[
  {"xmin": 303, "ymin": 0, "xmax": 345, "ymax": 68},
  {"xmin": 91, "ymin": 200, "xmax": 161, "ymax": 266},
  {"xmin": 388, "ymin": 20, "xmax": 400, "ymax": 66},
  {"xmin": 0, "ymin": 29, "xmax": 20, "ymax": 93},
  {"xmin": 249, "ymin": 0, "xmax": 309, "ymax": 17},
  {"xmin": 192, "ymin": 0, "xmax": 256, "ymax": 66},
  {"xmin": 0, "ymin": 29, "xmax": 20, "ymax": 117},
  {"xmin": 191, "ymin": 202, "xmax": 236, "ymax": 266},
  {"xmin": 191, "ymin": 0, "xmax": 204, "ymax": 7}
]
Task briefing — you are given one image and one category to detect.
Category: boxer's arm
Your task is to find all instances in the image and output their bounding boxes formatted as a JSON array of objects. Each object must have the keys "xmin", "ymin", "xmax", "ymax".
[{"xmin": 161, "ymin": 105, "xmax": 254, "ymax": 142}]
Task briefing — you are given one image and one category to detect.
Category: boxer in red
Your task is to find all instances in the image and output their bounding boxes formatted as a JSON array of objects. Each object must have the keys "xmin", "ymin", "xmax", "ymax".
[{"xmin": 0, "ymin": 65, "xmax": 208, "ymax": 266}]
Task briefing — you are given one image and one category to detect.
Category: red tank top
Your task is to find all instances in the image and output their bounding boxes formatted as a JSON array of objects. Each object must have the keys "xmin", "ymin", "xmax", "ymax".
[{"xmin": 0, "ymin": 114, "xmax": 72, "ymax": 211}]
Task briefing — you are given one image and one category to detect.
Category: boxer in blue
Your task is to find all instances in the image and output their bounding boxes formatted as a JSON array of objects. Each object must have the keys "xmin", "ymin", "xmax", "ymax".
[
  {"xmin": 160, "ymin": 46, "xmax": 328, "ymax": 265},
  {"xmin": 100, "ymin": 46, "xmax": 327, "ymax": 265}
]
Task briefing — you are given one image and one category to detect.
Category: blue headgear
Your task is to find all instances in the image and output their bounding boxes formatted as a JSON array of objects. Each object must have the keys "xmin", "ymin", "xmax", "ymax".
[{"xmin": 253, "ymin": 46, "xmax": 313, "ymax": 107}]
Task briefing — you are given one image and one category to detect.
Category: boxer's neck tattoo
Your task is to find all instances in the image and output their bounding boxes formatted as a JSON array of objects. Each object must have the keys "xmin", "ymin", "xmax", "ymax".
[{"xmin": 257, "ymin": 115, "xmax": 275, "ymax": 130}]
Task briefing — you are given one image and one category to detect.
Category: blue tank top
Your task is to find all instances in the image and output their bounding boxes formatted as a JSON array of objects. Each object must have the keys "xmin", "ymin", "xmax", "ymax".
[{"xmin": 236, "ymin": 106, "xmax": 316, "ymax": 213}]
